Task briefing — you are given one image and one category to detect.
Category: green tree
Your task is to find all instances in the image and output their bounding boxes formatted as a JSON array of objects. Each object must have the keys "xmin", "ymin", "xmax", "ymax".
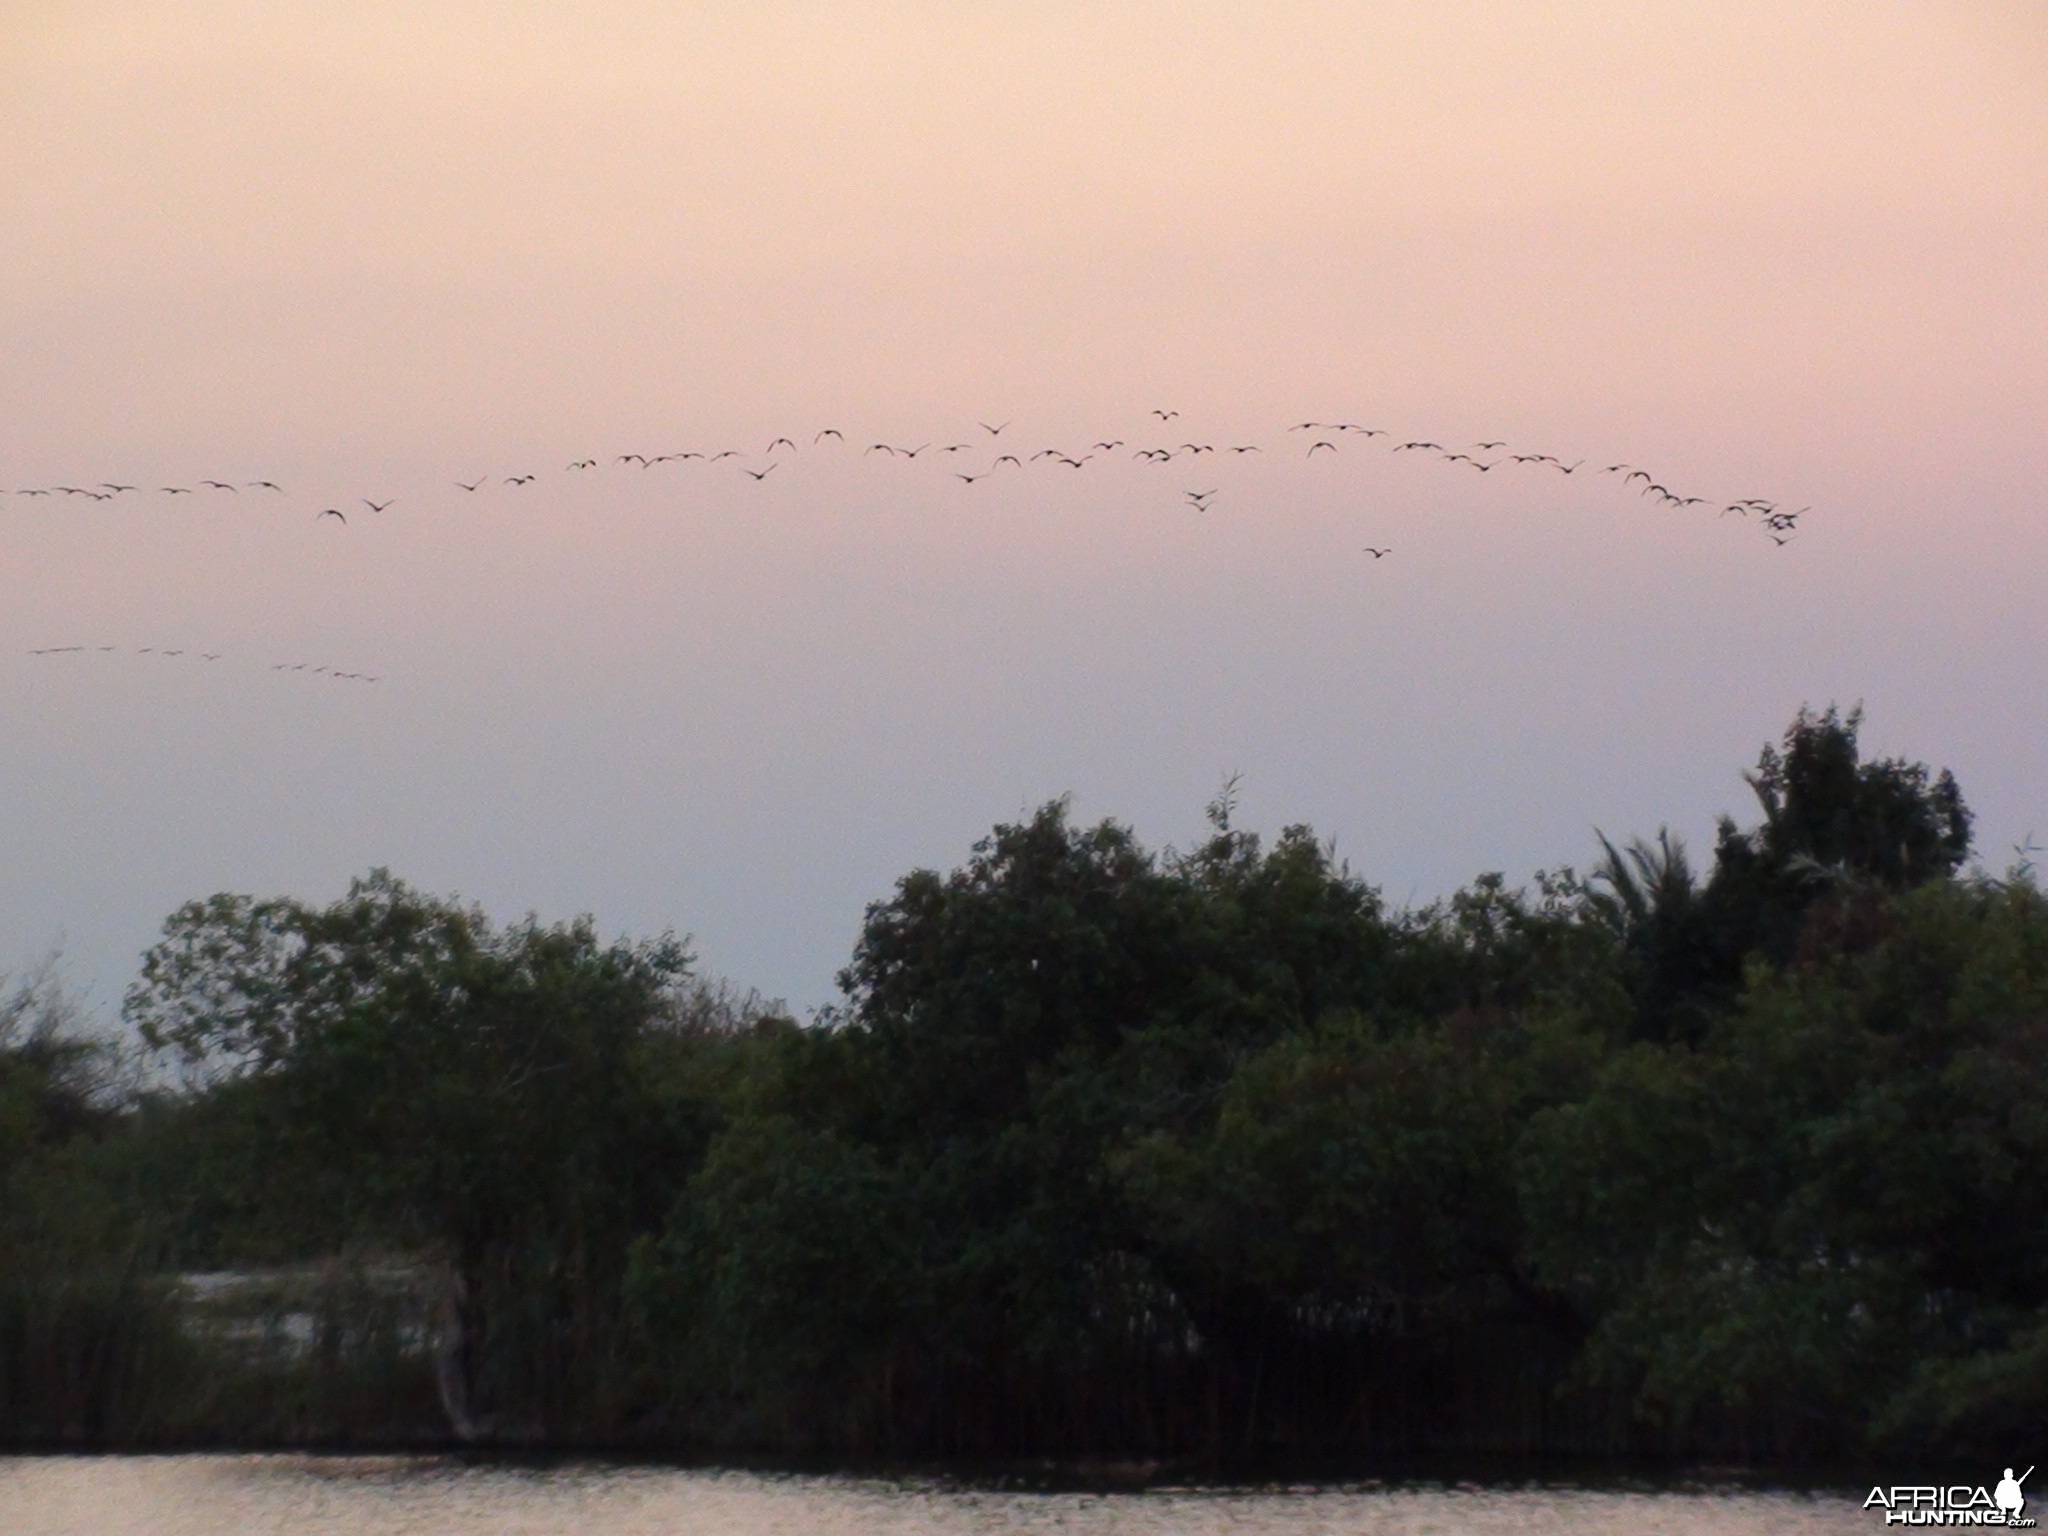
[{"xmin": 124, "ymin": 870, "xmax": 692, "ymax": 1439}]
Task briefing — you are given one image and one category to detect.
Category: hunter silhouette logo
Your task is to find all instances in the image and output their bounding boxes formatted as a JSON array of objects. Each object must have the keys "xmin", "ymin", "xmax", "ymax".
[{"xmin": 1865, "ymin": 1466, "xmax": 2035, "ymax": 1526}]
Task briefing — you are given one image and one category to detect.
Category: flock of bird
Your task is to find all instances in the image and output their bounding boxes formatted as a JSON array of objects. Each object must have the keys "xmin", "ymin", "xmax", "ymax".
[
  {"xmin": 8, "ymin": 407, "xmax": 1807, "ymax": 549},
  {"xmin": 19, "ymin": 409, "xmax": 1807, "ymax": 673},
  {"xmin": 25, "ymin": 645, "xmax": 379, "ymax": 684}
]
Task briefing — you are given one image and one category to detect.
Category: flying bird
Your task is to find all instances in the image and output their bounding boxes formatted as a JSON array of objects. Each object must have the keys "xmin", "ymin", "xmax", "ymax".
[
  {"xmin": 247, "ymin": 481, "xmax": 284, "ymax": 492},
  {"xmin": 742, "ymin": 464, "xmax": 775, "ymax": 481},
  {"xmin": 1307, "ymin": 441, "xmax": 1338, "ymax": 456},
  {"xmin": 201, "ymin": 480, "xmax": 237, "ymax": 492},
  {"xmin": 1152, "ymin": 409, "xmax": 1179, "ymax": 421},
  {"xmin": 318, "ymin": 508, "xmax": 346, "ymax": 523},
  {"xmin": 363, "ymin": 499, "xmax": 393, "ymax": 513},
  {"xmin": 456, "ymin": 478, "xmax": 486, "ymax": 491},
  {"xmin": 767, "ymin": 438, "xmax": 796, "ymax": 454},
  {"xmin": 815, "ymin": 429, "xmax": 843, "ymax": 442},
  {"xmin": 1363, "ymin": 547, "xmax": 1392, "ymax": 558}
]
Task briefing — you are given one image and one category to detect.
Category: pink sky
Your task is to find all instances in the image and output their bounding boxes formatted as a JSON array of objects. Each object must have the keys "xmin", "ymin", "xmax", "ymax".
[{"xmin": 3, "ymin": 2, "xmax": 2045, "ymax": 1012}]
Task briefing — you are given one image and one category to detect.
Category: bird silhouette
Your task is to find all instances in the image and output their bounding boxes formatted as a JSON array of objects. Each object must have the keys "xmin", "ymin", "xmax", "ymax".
[
  {"xmin": 815, "ymin": 429, "xmax": 843, "ymax": 442},
  {"xmin": 1363, "ymin": 547, "xmax": 1392, "ymax": 558},
  {"xmin": 980, "ymin": 420, "xmax": 1010, "ymax": 435},
  {"xmin": 317, "ymin": 508, "xmax": 346, "ymax": 523},
  {"xmin": 363, "ymin": 499, "xmax": 393, "ymax": 513},
  {"xmin": 1152, "ymin": 409, "xmax": 1179, "ymax": 421},
  {"xmin": 456, "ymin": 478, "xmax": 486, "ymax": 491},
  {"xmin": 247, "ymin": 480, "xmax": 284, "ymax": 492},
  {"xmin": 742, "ymin": 464, "xmax": 775, "ymax": 481},
  {"xmin": 1307, "ymin": 441, "xmax": 1338, "ymax": 456}
]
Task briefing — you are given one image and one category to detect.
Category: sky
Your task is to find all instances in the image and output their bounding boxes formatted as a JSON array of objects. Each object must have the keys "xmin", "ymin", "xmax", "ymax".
[{"xmin": 3, "ymin": 1, "xmax": 2045, "ymax": 1019}]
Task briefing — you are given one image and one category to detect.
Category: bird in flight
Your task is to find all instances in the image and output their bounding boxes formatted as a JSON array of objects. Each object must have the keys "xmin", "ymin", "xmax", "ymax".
[
  {"xmin": 1307, "ymin": 441, "xmax": 1338, "ymax": 456},
  {"xmin": 955, "ymin": 472, "xmax": 984, "ymax": 484},
  {"xmin": 363, "ymin": 499, "xmax": 393, "ymax": 513},
  {"xmin": 568, "ymin": 459, "xmax": 597, "ymax": 470},
  {"xmin": 506, "ymin": 474, "xmax": 536, "ymax": 485},
  {"xmin": 1152, "ymin": 409, "xmax": 1179, "ymax": 421},
  {"xmin": 1363, "ymin": 547, "xmax": 1392, "ymax": 558},
  {"xmin": 247, "ymin": 480, "xmax": 284, "ymax": 492},
  {"xmin": 742, "ymin": 464, "xmax": 775, "ymax": 481},
  {"xmin": 161, "ymin": 486, "xmax": 192, "ymax": 494},
  {"xmin": 1230, "ymin": 445, "xmax": 1261, "ymax": 454},
  {"xmin": 980, "ymin": 420, "xmax": 1010, "ymax": 436},
  {"xmin": 318, "ymin": 508, "xmax": 346, "ymax": 523},
  {"xmin": 815, "ymin": 429, "xmax": 843, "ymax": 443},
  {"xmin": 100, "ymin": 483, "xmax": 136, "ymax": 494},
  {"xmin": 456, "ymin": 478, "xmax": 486, "ymax": 491},
  {"xmin": 201, "ymin": 480, "xmax": 237, "ymax": 492},
  {"xmin": 767, "ymin": 437, "xmax": 797, "ymax": 454},
  {"xmin": 1474, "ymin": 441, "xmax": 1506, "ymax": 451}
]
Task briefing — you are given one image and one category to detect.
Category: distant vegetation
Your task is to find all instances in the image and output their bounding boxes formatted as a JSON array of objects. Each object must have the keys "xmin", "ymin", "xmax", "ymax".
[{"xmin": 3, "ymin": 705, "xmax": 2042, "ymax": 1465}]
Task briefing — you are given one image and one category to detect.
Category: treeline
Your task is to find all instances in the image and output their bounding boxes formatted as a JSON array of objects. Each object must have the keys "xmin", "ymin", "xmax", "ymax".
[{"xmin": 2, "ymin": 705, "xmax": 2043, "ymax": 1464}]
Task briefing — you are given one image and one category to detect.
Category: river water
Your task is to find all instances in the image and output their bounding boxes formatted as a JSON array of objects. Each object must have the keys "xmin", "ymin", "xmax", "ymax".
[{"xmin": 1, "ymin": 1455, "xmax": 1875, "ymax": 1535}]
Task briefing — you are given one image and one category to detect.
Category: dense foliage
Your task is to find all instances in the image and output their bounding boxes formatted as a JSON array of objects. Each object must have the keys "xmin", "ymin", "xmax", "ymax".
[{"xmin": 3, "ymin": 705, "xmax": 2041, "ymax": 1463}]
